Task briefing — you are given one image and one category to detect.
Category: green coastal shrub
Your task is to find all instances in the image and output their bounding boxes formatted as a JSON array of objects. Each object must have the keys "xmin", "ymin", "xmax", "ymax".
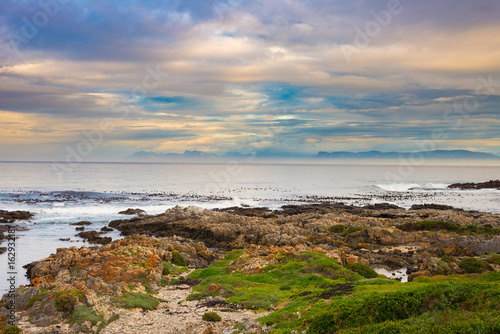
[
  {"xmin": 441, "ymin": 255, "xmax": 457, "ymax": 264},
  {"xmin": 328, "ymin": 225, "xmax": 345, "ymax": 233},
  {"xmin": 399, "ymin": 221, "xmax": 500, "ymax": 235},
  {"xmin": 171, "ymin": 251, "xmax": 187, "ymax": 266},
  {"xmin": 69, "ymin": 305, "xmax": 104, "ymax": 326},
  {"xmin": 4, "ymin": 326, "xmax": 22, "ymax": 334},
  {"xmin": 486, "ymin": 254, "xmax": 500, "ymax": 265},
  {"xmin": 202, "ymin": 311, "xmax": 222, "ymax": 322},
  {"xmin": 459, "ymin": 258, "xmax": 489, "ymax": 273},
  {"xmin": 279, "ymin": 284, "xmax": 291, "ymax": 290},
  {"xmin": 53, "ymin": 293, "xmax": 78, "ymax": 314},
  {"xmin": 344, "ymin": 226, "xmax": 364, "ymax": 235},
  {"xmin": 115, "ymin": 293, "xmax": 159, "ymax": 310},
  {"xmin": 346, "ymin": 263, "xmax": 378, "ymax": 279},
  {"xmin": 162, "ymin": 261, "xmax": 170, "ymax": 275},
  {"xmin": 308, "ymin": 282, "xmax": 500, "ymax": 333}
]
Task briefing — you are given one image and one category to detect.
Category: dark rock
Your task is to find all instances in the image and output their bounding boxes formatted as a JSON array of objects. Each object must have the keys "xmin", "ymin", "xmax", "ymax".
[
  {"xmin": 2, "ymin": 287, "xmax": 41, "ymax": 311},
  {"xmin": 432, "ymin": 234, "xmax": 500, "ymax": 256},
  {"xmin": 28, "ymin": 299, "xmax": 63, "ymax": 326},
  {"xmin": 410, "ymin": 204, "xmax": 456, "ymax": 211},
  {"xmin": 101, "ymin": 226, "xmax": 114, "ymax": 232},
  {"xmin": 0, "ymin": 247, "xmax": 6, "ymax": 254},
  {"xmin": 448, "ymin": 180, "xmax": 500, "ymax": 190},
  {"xmin": 0, "ymin": 210, "xmax": 33, "ymax": 223},
  {"xmin": 317, "ymin": 283, "xmax": 354, "ymax": 299},
  {"xmin": 118, "ymin": 208, "xmax": 146, "ymax": 215},
  {"xmin": 177, "ymin": 276, "xmax": 202, "ymax": 286},
  {"xmin": 363, "ymin": 203, "xmax": 404, "ymax": 211},
  {"xmin": 59, "ymin": 238, "xmax": 70, "ymax": 241},
  {"xmin": 75, "ymin": 227, "xmax": 85, "ymax": 231},
  {"xmin": 70, "ymin": 221, "xmax": 92, "ymax": 226},
  {"xmin": 214, "ymin": 206, "xmax": 276, "ymax": 218},
  {"xmin": 76, "ymin": 231, "xmax": 112, "ymax": 245}
]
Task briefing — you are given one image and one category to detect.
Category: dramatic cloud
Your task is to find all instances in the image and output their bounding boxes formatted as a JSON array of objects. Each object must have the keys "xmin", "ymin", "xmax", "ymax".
[{"xmin": 0, "ymin": 0, "xmax": 499, "ymax": 160}]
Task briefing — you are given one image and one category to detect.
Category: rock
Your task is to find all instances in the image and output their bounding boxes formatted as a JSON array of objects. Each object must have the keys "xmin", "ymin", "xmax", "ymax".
[
  {"xmin": 432, "ymin": 234, "xmax": 500, "ymax": 256},
  {"xmin": 118, "ymin": 208, "xmax": 146, "ymax": 215},
  {"xmin": 75, "ymin": 227, "xmax": 85, "ymax": 231},
  {"xmin": 101, "ymin": 226, "xmax": 114, "ymax": 232},
  {"xmin": 410, "ymin": 204, "xmax": 456, "ymax": 211},
  {"xmin": 204, "ymin": 326, "xmax": 218, "ymax": 334},
  {"xmin": 60, "ymin": 238, "xmax": 71, "ymax": 241},
  {"xmin": 70, "ymin": 221, "xmax": 92, "ymax": 226},
  {"xmin": 363, "ymin": 203, "xmax": 404, "ymax": 211},
  {"xmin": 10, "ymin": 287, "xmax": 40, "ymax": 311},
  {"xmin": 448, "ymin": 180, "xmax": 500, "ymax": 190},
  {"xmin": 69, "ymin": 320, "xmax": 95, "ymax": 334},
  {"xmin": 0, "ymin": 210, "xmax": 33, "ymax": 223},
  {"xmin": 28, "ymin": 299, "xmax": 63, "ymax": 326},
  {"xmin": 76, "ymin": 231, "xmax": 112, "ymax": 245}
]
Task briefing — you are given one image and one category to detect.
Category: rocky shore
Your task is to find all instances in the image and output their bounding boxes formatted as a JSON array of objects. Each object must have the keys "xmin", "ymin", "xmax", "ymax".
[
  {"xmin": 1, "ymin": 203, "xmax": 500, "ymax": 333},
  {"xmin": 448, "ymin": 179, "xmax": 500, "ymax": 190},
  {"xmin": 0, "ymin": 210, "xmax": 32, "ymax": 254}
]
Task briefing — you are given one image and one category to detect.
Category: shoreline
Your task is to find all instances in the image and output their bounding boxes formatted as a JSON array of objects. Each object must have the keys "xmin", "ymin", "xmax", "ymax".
[{"xmin": 1, "ymin": 201, "xmax": 499, "ymax": 332}]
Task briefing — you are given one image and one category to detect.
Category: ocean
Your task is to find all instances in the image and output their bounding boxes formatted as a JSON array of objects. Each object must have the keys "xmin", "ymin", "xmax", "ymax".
[{"xmin": 1, "ymin": 161, "xmax": 499, "ymax": 290}]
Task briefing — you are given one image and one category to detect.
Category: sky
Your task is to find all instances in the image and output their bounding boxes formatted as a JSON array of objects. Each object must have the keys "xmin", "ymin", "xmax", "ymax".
[{"xmin": 1, "ymin": 0, "xmax": 500, "ymax": 161}]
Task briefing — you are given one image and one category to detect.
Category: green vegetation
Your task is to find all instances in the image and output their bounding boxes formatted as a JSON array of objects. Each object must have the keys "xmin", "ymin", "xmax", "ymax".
[
  {"xmin": 486, "ymin": 254, "xmax": 500, "ymax": 265},
  {"xmin": 162, "ymin": 261, "xmax": 189, "ymax": 275},
  {"xmin": 328, "ymin": 224, "xmax": 345, "ymax": 233},
  {"xmin": 346, "ymin": 263, "xmax": 378, "ymax": 279},
  {"xmin": 202, "ymin": 311, "xmax": 222, "ymax": 322},
  {"xmin": 171, "ymin": 251, "xmax": 187, "ymax": 266},
  {"xmin": 399, "ymin": 220, "xmax": 500, "ymax": 235},
  {"xmin": 307, "ymin": 280, "xmax": 500, "ymax": 333},
  {"xmin": 114, "ymin": 292, "xmax": 160, "ymax": 310},
  {"xmin": 69, "ymin": 305, "xmax": 104, "ymax": 326},
  {"xmin": 337, "ymin": 310, "xmax": 500, "ymax": 333},
  {"xmin": 4, "ymin": 326, "xmax": 22, "ymax": 334},
  {"xmin": 53, "ymin": 290, "xmax": 81, "ymax": 314},
  {"xmin": 441, "ymin": 255, "xmax": 457, "ymax": 263},
  {"xmin": 183, "ymin": 249, "xmax": 500, "ymax": 333},
  {"xmin": 344, "ymin": 226, "xmax": 365, "ymax": 235},
  {"xmin": 187, "ymin": 250, "xmax": 361, "ymax": 310},
  {"xmin": 162, "ymin": 261, "xmax": 171, "ymax": 275},
  {"xmin": 459, "ymin": 258, "xmax": 490, "ymax": 273}
]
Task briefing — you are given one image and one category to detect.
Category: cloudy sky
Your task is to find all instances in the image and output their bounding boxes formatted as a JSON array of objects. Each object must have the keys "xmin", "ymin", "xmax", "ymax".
[{"xmin": 1, "ymin": 0, "xmax": 500, "ymax": 161}]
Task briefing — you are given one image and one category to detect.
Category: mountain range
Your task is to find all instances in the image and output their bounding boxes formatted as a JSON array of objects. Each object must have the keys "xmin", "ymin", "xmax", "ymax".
[{"xmin": 129, "ymin": 149, "xmax": 500, "ymax": 161}]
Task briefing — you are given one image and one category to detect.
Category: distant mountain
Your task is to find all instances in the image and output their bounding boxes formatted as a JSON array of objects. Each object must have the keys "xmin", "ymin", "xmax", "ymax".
[
  {"xmin": 129, "ymin": 149, "xmax": 309, "ymax": 161},
  {"xmin": 129, "ymin": 149, "xmax": 500, "ymax": 161},
  {"xmin": 315, "ymin": 150, "xmax": 500, "ymax": 160},
  {"xmin": 129, "ymin": 150, "xmax": 217, "ymax": 160}
]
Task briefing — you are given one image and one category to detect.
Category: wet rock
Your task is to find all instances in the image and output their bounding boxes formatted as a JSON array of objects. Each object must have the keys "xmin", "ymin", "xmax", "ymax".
[
  {"xmin": 363, "ymin": 203, "xmax": 404, "ymax": 211},
  {"xmin": 59, "ymin": 238, "xmax": 70, "ymax": 241},
  {"xmin": 448, "ymin": 180, "xmax": 500, "ymax": 190},
  {"xmin": 76, "ymin": 231, "xmax": 112, "ymax": 245},
  {"xmin": 75, "ymin": 227, "xmax": 85, "ymax": 231},
  {"xmin": 101, "ymin": 226, "xmax": 114, "ymax": 232},
  {"xmin": 410, "ymin": 204, "xmax": 456, "ymax": 211},
  {"xmin": 70, "ymin": 221, "xmax": 92, "ymax": 226},
  {"xmin": 0, "ymin": 210, "xmax": 33, "ymax": 223},
  {"xmin": 118, "ymin": 208, "xmax": 146, "ymax": 215}
]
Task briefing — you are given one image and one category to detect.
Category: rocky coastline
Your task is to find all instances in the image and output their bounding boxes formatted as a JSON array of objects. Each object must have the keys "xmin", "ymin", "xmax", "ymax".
[
  {"xmin": 1, "ymin": 203, "xmax": 500, "ymax": 333},
  {"xmin": 448, "ymin": 179, "xmax": 500, "ymax": 190}
]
